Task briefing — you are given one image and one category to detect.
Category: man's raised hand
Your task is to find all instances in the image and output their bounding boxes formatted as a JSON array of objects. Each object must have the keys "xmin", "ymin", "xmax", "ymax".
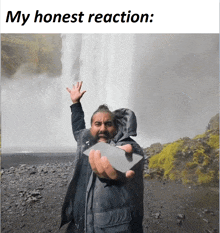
[
  {"xmin": 66, "ymin": 81, "xmax": 86, "ymax": 104},
  {"xmin": 89, "ymin": 144, "xmax": 135, "ymax": 180}
]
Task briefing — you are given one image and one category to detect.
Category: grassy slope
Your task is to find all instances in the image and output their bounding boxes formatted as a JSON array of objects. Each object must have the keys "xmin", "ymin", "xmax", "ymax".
[{"xmin": 144, "ymin": 116, "xmax": 219, "ymax": 186}]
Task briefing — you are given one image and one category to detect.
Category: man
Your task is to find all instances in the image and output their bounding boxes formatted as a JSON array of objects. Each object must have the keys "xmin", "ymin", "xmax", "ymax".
[{"xmin": 61, "ymin": 81, "xmax": 144, "ymax": 232}]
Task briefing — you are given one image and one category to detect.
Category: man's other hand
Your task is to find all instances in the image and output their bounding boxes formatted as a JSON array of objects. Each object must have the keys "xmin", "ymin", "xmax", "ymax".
[
  {"xmin": 89, "ymin": 144, "xmax": 135, "ymax": 180},
  {"xmin": 66, "ymin": 81, "xmax": 86, "ymax": 104}
]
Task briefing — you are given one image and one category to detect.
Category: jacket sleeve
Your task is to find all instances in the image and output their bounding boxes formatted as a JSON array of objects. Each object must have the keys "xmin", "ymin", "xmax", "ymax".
[{"xmin": 70, "ymin": 102, "xmax": 86, "ymax": 141}]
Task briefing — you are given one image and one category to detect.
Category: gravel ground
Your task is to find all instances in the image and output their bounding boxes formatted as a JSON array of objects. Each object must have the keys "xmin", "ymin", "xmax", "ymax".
[{"xmin": 1, "ymin": 157, "xmax": 219, "ymax": 233}]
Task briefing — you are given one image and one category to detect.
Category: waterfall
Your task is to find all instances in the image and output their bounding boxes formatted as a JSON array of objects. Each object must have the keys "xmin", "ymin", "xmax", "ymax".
[{"xmin": 61, "ymin": 34, "xmax": 136, "ymax": 128}]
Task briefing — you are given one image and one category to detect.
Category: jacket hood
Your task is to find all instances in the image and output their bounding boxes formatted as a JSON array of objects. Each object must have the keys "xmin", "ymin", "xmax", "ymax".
[{"xmin": 113, "ymin": 108, "xmax": 137, "ymax": 142}]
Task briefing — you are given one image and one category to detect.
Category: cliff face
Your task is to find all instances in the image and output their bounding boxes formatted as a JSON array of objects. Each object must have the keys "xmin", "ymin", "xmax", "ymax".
[
  {"xmin": 207, "ymin": 113, "xmax": 219, "ymax": 131},
  {"xmin": 144, "ymin": 114, "xmax": 219, "ymax": 186},
  {"xmin": 1, "ymin": 34, "xmax": 62, "ymax": 77}
]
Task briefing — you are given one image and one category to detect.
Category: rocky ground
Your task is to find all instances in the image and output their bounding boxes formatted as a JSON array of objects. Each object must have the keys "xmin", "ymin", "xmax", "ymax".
[{"xmin": 1, "ymin": 159, "xmax": 219, "ymax": 233}]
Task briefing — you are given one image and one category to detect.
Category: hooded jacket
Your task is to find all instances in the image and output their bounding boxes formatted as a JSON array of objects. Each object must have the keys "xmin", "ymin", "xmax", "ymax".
[{"xmin": 61, "ymin": 103, "xmax": 144, "ymax": 233}]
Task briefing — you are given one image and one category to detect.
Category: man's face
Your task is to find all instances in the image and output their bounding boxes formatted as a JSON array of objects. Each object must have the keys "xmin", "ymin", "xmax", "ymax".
[{"xmin": 90, "ymin": 112, "xmax": 117, "ymax": 143}]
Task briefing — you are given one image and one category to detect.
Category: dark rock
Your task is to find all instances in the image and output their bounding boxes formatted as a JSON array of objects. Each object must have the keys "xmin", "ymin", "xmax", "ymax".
[
  {"xmin": 144, "ymin": 143, "xmax": 163, "ymax": 159},
  {"xmin": 203, "ymin": 209, "xmax": 211, "ymax": 214},
  {"xmin": 177, "ymin": 219, "xmax": 182, "ymax": 226},
  {"xmin": 29, "ymin": 171, "xmax": 37, "ymax": 175},
  {"xmin": 207, "ymin": 113, "xmax": 219, "ymax": 131},
  {"xmin": 5, "ymin": 206, "xmax": 11, "ymax": 210},
  {"xmin": 20, "ymin": 224, "xmax": 26, "ymax": 228},
  {"xmin": 29, "ymin": 190, "xmax": 41, "ymax": 197}
]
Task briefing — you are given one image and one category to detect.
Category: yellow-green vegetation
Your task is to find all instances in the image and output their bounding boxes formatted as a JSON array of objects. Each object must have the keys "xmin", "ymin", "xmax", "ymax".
[
  {"xmin": 149, "ymin": 140, "xmax": 184, "ymax": 179},
  {"xmin": 193, "ymin": 133, "xmax": 206, "ymax": 140},
  {"xmin": 207, "ymin": 134, "xmax": 219, "ymax": 150},
  {"xmin": 182, "ymin": 146, "xmax": 188, "ymax": 153},
  {"xmin": 169, "ymin": 171, "xmax": 178, "ymax": 181},
  {"xmin": 196, "ymin": 168, "xmax": 215, "ymax": 184},
  {"xmin": 1, "ymin": 34, "xmax": 62, "ymax": 77},
  {"xmin": 186, "ymin": 146, "xmax": 210, "ymax": 168},
  {"xmin": 143, "ymin": 173, "xmax": 150, "ymax": 179},
  {"xmin": 145, "ymin": 116, "xmax": 219, "ymax": 186}
]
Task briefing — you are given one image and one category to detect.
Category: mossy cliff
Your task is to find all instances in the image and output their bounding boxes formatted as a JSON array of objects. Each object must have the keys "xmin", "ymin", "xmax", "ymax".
[
  {"xmin": 144, "ymin": 114, "xmax": 219, "ymax": 186},
  {"xmin": 1, "ymin": 34, "xmax": 62, "ymax": 77}
]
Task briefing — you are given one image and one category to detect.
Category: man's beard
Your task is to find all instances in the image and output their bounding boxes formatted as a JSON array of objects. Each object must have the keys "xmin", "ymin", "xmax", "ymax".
[{"xmin": 93, "ymin": 131, "xmax": 111, "ymax": 143}]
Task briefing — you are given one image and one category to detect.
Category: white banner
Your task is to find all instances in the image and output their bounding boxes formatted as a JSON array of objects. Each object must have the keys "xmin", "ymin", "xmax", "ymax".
[{"xmin": 1, "ymin": 0, "xmax": 219, "ymax": 33}]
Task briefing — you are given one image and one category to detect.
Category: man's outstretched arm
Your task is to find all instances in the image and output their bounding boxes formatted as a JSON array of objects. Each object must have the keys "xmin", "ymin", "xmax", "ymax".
[{"xmin": 66, "ymin": 81, "xmax": 86, "ymax": 140}]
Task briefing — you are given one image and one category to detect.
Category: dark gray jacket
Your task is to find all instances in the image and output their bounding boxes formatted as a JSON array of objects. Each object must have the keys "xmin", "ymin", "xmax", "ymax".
[{"xmin": 61, "ymin": 103, "xmax": 144, "ymax": 232}]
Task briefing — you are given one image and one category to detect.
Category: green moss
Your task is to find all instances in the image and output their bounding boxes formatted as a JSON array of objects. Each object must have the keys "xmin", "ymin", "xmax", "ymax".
[
  {"xmin": 182, "ymin": 178, "xmax": 191, "ymax": 184},
  {"xmin": 146, "ymin": 126, "xmax": 219, "ymax": 186},
  {"xmin": 196, "ymin": 168, "xmax": 215, "ymax": 184},
  {"xmin": 143, "ymin": 174, "xmax": 150, "ymax": 179},
  {"xmin": 149, "ymin": 140, "xmax": 184, "ymax": 179},
  {"xmin": 192, "ymin": 147, "xmax": 209, "ymax": 166},
  {"xmin": 207, "ymin": 134, "xmax": 219, "ymax": 149},
  {"xmin": 169, "ymin": 172, "xmax": 176, "ymax": 180},
  {"xmin": 202, "ymin": 158, "xmax": 210, "ymax": 167},
  {"xmin": 193, "ymin": 133, "xmax": 206, "ymax": 140},
  {"xmin": 181, "ymin": 169, "xmax": 187, "ymax": 177},
  {"xmin": 182, "ymin": 146, "xmax": 189, "ymax": 153}
]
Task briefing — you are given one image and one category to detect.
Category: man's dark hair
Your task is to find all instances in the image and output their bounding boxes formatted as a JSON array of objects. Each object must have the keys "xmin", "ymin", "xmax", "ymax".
[{"xmin": 90, "ymin": 104, "xmax": 117, "ymax": 126}]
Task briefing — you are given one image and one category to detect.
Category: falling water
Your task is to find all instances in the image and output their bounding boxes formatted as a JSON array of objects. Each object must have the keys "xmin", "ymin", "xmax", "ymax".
[{"xmin": 61, "ymin": 34, "xmax": 136, "ymax": 127}]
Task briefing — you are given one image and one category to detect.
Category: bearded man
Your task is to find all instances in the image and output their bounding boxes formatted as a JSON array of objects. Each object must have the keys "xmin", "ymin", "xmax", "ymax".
[{"xmin": 60, "ymin": 81, "xmax": 144, "ymax": 233}]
